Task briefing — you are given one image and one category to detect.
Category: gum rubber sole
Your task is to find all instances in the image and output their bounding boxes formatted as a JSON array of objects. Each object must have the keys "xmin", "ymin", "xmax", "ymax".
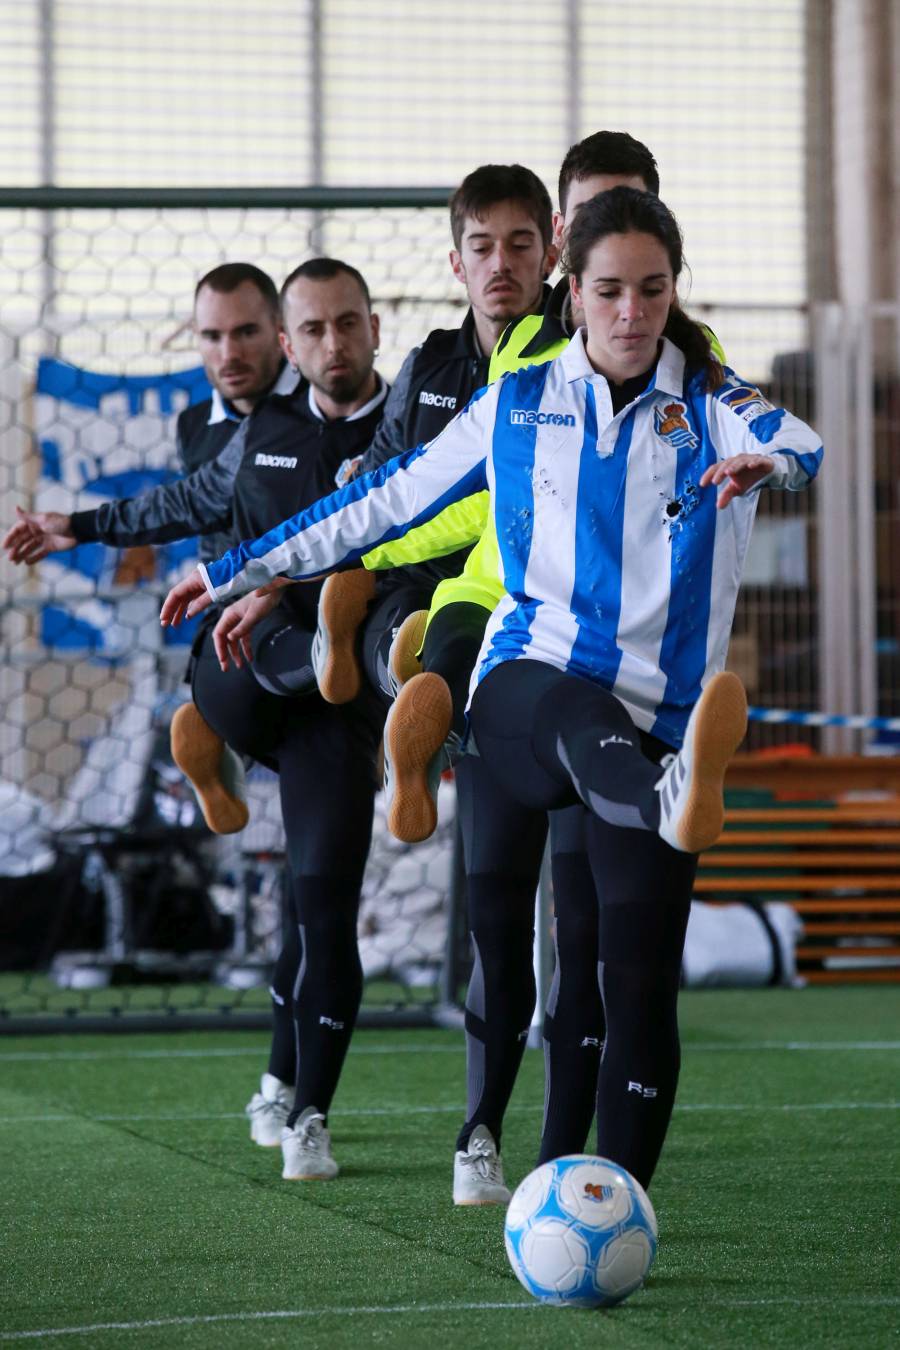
[
  {"xmin": 389, "ymin": 609, "xmax": 428, "ymax": 690},
  {"xmin": 316, "ymin": 570, "xmax": 376, "ymax": 704},
  {"xmin": 170, "ymin": 702, "xmax": 249, "ymax": 835},
  {"xmin": 674, "ymin": 671, "xmax": 747, "ymax": 852},
  {"xmin": 385, "ymin": 672, "xmax": 452, "ymax": 843}
]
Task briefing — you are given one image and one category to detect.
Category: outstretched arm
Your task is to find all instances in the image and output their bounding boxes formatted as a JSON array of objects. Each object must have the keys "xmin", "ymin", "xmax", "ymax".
[
  {"xmin": 191, "ymin": 385, "xmax": 494, "ymax": 610},
  {"xmin": 707, "ymin": 378, "xmax": 823, "ymax": 508},
  {"xmin": 5, "ymin": 424, "xmax": 245, "ymax": 566},
  {"xmin": 699, "ymin": 454, "xmax": 775, "ymax": 509},
  {"xmin": 3, "ymin": 507, "xmax": 78, "ymax": 563}
]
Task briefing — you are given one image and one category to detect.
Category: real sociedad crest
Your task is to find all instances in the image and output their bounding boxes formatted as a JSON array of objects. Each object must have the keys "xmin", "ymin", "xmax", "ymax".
[{"xmin": 653, "ymin": 400, "xmax": 698, "ymax": 451}]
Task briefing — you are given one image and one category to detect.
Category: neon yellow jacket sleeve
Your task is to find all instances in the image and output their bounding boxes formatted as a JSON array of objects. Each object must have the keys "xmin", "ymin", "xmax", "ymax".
[{"xmin": 360, "ymin": 491, "xmax": 488, "ymax": 570}]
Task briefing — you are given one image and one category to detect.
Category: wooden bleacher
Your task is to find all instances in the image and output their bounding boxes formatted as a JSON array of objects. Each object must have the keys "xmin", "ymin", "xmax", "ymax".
[{"xmin": 698, "ymin": 756, "xmax": 900, "ymax": 984}]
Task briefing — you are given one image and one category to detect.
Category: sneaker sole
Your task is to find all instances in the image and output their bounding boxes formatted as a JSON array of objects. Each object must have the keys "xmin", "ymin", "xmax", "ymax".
[
  {"xmin": 673, "ymin": 671, "xmax": 747, "ymax": 852},
  {"xmin": 389, "ymin": 609, "xmax": 428, "ymax": 690},
  {"xmin": 170, "ymin": 703, "xmax": 249, "ymax": 835},
  {"xmin": 282, "ymin": 1168, "xmax": 339, "ymax": 1181},
  {"xmin": 316, "ymin": 570, "xmax": 376, "ymax": 704},
  {"xmin": 453, "ymin": 1193, "xmax": 511, "ymax": 1207},
  {"xmin": 385, "ymin": 673, "xmax": 452, "ymax": 843}
]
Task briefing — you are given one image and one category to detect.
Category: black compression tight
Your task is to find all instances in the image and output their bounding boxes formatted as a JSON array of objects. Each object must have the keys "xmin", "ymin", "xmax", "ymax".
[
  {"xmin": 468, "ymin": 659, "xmax": 697, "ymax": 1187},
  {"xmin": 360, "ymin": 581, "xmax": 437, "ymax": 703},
  {"xmin": 267, "ymin": 874, "xmax": 299, "ymax": 1085},
  {"xmin": 453, "ymin": 754, "xmax": 546, "ymax": 1153},
  {"xmin": 421, "ymin": 601, "xmax": 490, "ymax": 740},
  {"xmin": 248, "ymin": 609, "xmax": 317, "ymax": 698},
  {"xmin": 192, "ymin": 628, "xmax": 382, "ymax": 1122}
]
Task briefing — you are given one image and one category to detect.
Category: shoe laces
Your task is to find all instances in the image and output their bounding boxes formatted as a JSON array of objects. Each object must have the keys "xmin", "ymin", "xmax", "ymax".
[
  {"xmin": 462, "ymin": 1135, "xmax": 501, "ymax": 1181},
  {"xmin": 296, "ymin": 1111, "xmax": 328, "ymax": 1149},
  {"xmin": 248, "ymin": 1092, "xmax": 288, "ymax": 1120}
]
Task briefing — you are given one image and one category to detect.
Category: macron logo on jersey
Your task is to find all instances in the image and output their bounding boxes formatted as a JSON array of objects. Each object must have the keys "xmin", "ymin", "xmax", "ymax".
[
  {"xmin": 509, "ymin": 408, "xmax": 576, "ymax": 427},
  {"xmin": 419, "ymin": 390, "xmax": 456, "ymax": 409},
  {"xmin": 255, "ymin": 453, "xmax": 298, "ymax": 469}
]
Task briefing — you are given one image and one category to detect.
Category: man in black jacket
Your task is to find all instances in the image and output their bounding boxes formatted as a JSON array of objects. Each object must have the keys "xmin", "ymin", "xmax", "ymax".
[
  {"xmin": 314, "ymin": 163, "xmax": 557, "ymax": 707},
  {"xmin": 4, "ymin": 262, "xmax": 296, "ymax": 568},
  {"xmin": 5, "ymin": 260, "xmax": 393, "ymax": 1185}
]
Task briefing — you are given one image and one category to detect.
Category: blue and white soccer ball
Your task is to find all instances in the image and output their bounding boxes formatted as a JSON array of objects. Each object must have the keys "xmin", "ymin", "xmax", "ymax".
[{"xmin": 504, "ymin": 1155, "xmax": 658, "ymax": 1308}]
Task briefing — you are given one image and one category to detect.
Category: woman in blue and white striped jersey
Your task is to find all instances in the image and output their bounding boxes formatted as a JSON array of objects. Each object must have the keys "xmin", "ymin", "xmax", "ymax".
[{"xmin": 162, "ymin": 187, "xmax": 822, "ymax": 1187}]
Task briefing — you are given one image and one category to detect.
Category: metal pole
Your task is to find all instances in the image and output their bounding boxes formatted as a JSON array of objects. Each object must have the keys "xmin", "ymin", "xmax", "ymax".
[
  {"xmin": 308, "ymin": 0, "xmax": 325, "ymax": 252},
  {"xmin": 812, "ymin": 302, "xmax": 856, "ymax": 753},
  {"xmin": 38, "ymin": 0, "xmax": 57, "ymax": 339},
  {"xmin": 853, "ymin": 306, "xmax": 878, "ymax": 745},
  {"xmin": 564, "ymin": 0, "xmax": 581, "ymax": 149}
]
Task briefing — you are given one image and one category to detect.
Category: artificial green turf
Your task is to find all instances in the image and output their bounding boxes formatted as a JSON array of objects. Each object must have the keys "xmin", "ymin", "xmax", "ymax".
[{"xmin": 0, "ymin": 988, "xmax": 898, "ymax": 1348}]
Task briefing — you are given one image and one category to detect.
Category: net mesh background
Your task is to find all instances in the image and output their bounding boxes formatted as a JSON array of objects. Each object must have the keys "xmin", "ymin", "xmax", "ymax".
[{"xmin": 0, "ymin": 0, "xmax": 897, "ymax": 1020}]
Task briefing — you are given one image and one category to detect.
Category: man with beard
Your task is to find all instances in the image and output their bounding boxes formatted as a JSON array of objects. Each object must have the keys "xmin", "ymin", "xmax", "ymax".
[
  {"xmin": 311, "ymin": 164, "xmax": 556, "ymax": 713},
  {"xmin": 6, "ymin": 259, "xmax": 392, "ymax": 1183},
  {"xmin": 3, "ymin": 262, "xmax": 295, "ymax": 573}
]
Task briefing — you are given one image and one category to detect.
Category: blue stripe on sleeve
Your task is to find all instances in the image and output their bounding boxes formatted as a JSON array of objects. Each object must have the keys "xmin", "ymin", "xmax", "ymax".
[
  {"xmin": 774, "ymin": 445, "xmax": 823, "ymax": 481},
  {"xmin": 651, "ymin": 390, "xmax": 718, "ymax": 743},
  {"xmin": 205, "ymin": 437, "xmax": 487, "ymax": 591}
]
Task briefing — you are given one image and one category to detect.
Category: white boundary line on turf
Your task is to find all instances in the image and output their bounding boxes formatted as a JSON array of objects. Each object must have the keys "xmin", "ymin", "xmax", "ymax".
[
  {"xmin": 1, "ymin": 1039, "xmax": 899, "ymax": 1063},
  {"xmin": 3, "ymin": 1293, "xmax": 899, "ymax": 1341},
  {"xmin": 0, "ymin": 1101, "xmax": 897, "ymax": 1126},
  {"xmin": 0, "ymin": 1302, "xmax": 540, "ymax": 1342}
]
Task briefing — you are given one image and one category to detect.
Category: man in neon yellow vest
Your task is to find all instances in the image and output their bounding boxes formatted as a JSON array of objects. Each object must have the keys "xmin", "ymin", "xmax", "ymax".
[
  {"xmin": 212, "ymin": 133, "xmax": 728, "ymax": 1205},
  {"xmin": 362, "ymin": 132, "xmax": 724, "ymax": 844}
]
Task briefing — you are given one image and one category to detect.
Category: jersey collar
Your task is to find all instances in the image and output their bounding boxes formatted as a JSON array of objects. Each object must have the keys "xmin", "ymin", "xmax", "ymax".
[
  {"xmin": 307, "ymin": 372, "xmax": 389, "ymax": 423},
  {"xmin": 559, "ymin": 330, "xmax": 686, "ymax": 398},
  {"xmin": 207, "ymin": 360, "xmax": 299, "ymax": 425}
]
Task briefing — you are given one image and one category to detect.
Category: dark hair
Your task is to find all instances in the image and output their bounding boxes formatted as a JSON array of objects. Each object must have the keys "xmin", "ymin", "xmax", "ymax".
[
  {"xmin": 449, "ymin": 164, "xmax": 553, "ymax": 250},
  {"xmin": 558, "ymin": 131, "xmax": 659, "ymax": 216},
  {"xmin": 279, "ymin": 257, "xmax": 372, "ymax": 315},
  {"xmin": 194, "ymin": 263, "xmax": 279, "ymax": 318},
  {"xmin": 563, "ymin": 187, "xmax": 723, "ymax": 389}
]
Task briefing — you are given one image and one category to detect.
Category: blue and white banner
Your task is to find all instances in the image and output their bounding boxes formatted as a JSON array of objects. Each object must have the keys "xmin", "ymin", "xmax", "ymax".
[{"xmin": 34, "ymin": 357, "xmax": 211, "ymax": 654}]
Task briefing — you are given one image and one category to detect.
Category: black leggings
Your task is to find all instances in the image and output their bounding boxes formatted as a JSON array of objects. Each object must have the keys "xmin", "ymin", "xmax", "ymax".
[
  {"xmin": 361, "ymin": 579, "xmax": 437, "ymax": 704},
  {"xmin": 468, "ymin": 659, "xmax": 696, "ymax": 1187},
  {"xmin": 422, "ymin": 601, "xmax": 491, "ymax": 740},
  {"xmin": 422, "ymin": 605, "xmax": 605, "ymax": 1160},
  {"xmin": 192, "ymin": 626, "xmax": 383, "ymax": 1125}
]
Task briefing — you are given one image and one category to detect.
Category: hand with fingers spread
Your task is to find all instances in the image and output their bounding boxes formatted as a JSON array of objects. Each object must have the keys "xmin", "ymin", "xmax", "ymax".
[
  {"xmin": 160, "ymin": 569, "xmax": 213, "ymax": 627},
  {"xmin": 699, "ymin": 453, "xmax": 775, "ymax": 509},
  {"xmin": 3, "ymin": 506, "xmax": 77, "ymax": 564},
  {"xmin": 212, "ymin": 587, "xmax": 284, "ymax": 671}
]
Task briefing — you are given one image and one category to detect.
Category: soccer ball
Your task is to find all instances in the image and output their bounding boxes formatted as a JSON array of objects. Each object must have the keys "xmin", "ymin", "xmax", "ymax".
[{"xmin": 504, "ymin": 1155, "xmax": 658, "ymax": 1308}]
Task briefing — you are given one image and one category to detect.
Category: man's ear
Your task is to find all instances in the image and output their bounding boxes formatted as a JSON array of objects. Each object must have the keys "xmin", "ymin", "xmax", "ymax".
[
  {"xmin": 369, "ymin": 311, "xmax": 381, "ymax": 351},
  {"xmin": 449, "ymin": 249, "xmax": 467, "ymax": 287},
  {"xmin": 279, "ymin": 329, "xmax": 295, "ymax": 367},
  {"xmin": 551, "ymin": 210, "xmax": 566, "ymax": 250},
  {"xmin": 543, "ymin": 241, "xmax": 559, "ymax": 279}
]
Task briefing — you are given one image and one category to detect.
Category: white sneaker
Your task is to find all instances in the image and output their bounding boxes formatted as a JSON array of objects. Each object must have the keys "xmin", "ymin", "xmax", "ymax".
[
  {"xmin": 655, "ymin": 670, "xmax": 747, "ymax": 853},
  {"xmin": 383, "ymin": 672, "xmax": 452, "ymax": 843},
  {"xmin": 245, "ymin": 1073, "xmax": 292, "ymax": 1147},
  {"xmin": 453, "ymin": 1124, "xmax": 511, "ymax": 1206},
  {"xmin": 281, "ymin": 1106, "xmax": 339, "ymax": 1180}
]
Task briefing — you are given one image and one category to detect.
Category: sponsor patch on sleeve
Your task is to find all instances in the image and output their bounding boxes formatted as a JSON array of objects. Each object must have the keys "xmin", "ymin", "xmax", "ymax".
[{"xmin": 718, "ymin": 382, "xmax": 775, "ymax": 424}]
